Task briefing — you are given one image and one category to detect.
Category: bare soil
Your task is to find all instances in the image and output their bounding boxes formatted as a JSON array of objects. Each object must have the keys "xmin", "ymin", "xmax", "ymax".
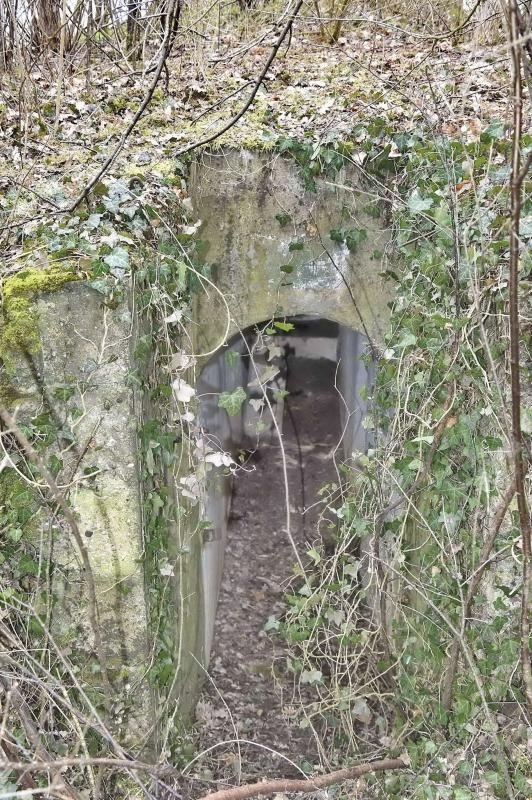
[{"xmin": 193, "ymin": 355, "xmax": 342, "ymax": 790}]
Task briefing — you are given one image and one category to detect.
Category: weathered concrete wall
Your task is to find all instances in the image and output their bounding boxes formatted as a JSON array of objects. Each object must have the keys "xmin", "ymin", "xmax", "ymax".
[
  {"xmin": 5, "ymin": 284, "xmax": 152, "ymax": 748},
  {"xmin": 337, "ymin": 327, "xmax": 375, "ymax": 459},
  {"xmin": 1, "ymin": 149, "xmax": 392, "ymax": 748},
  {"xmin": 188, "ymin": 150, "xmax": 390, "ymax": 359}
]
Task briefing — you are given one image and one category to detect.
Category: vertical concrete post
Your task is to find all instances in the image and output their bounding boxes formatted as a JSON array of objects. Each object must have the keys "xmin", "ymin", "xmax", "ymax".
[{"xmin": 6, "ymin": 283, "xmax": 153, "ymax": 748}]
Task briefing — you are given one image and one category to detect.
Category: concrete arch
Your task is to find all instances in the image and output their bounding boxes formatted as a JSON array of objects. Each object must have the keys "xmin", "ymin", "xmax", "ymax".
[
  {"xmin": 197, "ymin": 314, "xmax": 375, "ymax": 660},
  {"xmin": 188, "ymin": 149, "xmax": 392, "ymax": 366},
  {"xmin": 2, "ymin": 150, "xmax": 394, "ymax": 744}
]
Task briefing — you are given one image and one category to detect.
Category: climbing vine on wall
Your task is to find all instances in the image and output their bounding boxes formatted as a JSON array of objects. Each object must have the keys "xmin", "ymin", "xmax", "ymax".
[
  {"xmin": 0, "ymin": 105, "xmax": 530, "ymax": 796},
  {"xmin": 274, "ymin": 123, "xmax": 531, "ymax": 798},
  {"xmin": 0, "ymin": 163, "xmax": 207, "ymax": 766}
]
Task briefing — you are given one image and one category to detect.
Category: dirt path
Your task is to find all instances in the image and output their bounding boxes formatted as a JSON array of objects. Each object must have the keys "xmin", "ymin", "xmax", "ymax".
[{"xmin": 195, "ymin": 356, "xmax": 342, "ymax": 787}]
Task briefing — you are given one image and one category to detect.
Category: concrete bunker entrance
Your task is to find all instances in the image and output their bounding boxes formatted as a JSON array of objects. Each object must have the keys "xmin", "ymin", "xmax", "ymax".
[{"xmin": 196, "ymin": 315, "xmax": 374, "ymax": 763}]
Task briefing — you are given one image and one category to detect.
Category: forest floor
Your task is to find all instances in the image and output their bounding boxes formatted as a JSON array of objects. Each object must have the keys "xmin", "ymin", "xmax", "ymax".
[
  {"xmin": 0, "ymin": 12, "xmax": 510, "ymax": 237},
  {"xmin": 190, "ymin": 354, "xmax": 344, "ymax": 794}
]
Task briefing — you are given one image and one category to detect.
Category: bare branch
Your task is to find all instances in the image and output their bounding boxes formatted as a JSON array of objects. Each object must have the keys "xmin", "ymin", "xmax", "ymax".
[
  {"xmin": 196, "ymin": 758, "xmax": 406, "ymax": 800},
  {"xmin": 442, "ymin": 478, "xmax": 517, "ymax": 710},
  {"xmin": 68, "ymin": 0, "xmax": 182, "ymax": 211},
  {"xmin": 0, "ymin": 406, "xmax": 111, "ymax": 701},
  {"xmin": 508, "ymin": 0, "xmax": 532, "ymax": 714}
]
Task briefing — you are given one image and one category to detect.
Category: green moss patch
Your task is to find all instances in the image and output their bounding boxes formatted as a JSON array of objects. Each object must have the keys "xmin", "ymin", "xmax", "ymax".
[{"xmin": 1, "ymin": 267, "xmax": 78, "ymax": 361}]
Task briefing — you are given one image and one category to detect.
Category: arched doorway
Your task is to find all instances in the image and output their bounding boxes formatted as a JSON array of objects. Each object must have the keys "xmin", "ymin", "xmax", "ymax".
[{"xmin": 195, "ymin": 315, "xmax": 374, "ymax": 772}]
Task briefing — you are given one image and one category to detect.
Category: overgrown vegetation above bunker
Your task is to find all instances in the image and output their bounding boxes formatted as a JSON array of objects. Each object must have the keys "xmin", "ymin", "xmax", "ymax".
[{"xmin": 0, "ymin": 88, "xmax": 531, "ymax": 800}]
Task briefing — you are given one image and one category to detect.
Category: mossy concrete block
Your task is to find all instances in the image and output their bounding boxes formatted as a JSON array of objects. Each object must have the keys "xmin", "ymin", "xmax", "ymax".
[
  {"xmin": 188, "ymin": 149, "xmax": 391, "ymax": 362},
  {"xmin": 6, "ymin": 282, "xmax": 153, "ymax": 749},
  {"xmin": 1, "ymin": 266, "xmax": 78, "ymax": 365}
]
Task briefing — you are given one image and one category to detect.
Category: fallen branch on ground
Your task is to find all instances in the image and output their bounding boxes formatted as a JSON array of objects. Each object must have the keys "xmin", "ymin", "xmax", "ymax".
[{"xmin": 196, "ymin": 758, "xmax": 406, "ymax": 800}]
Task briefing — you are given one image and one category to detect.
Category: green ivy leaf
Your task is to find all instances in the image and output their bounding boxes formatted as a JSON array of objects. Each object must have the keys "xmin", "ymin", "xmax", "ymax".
[
  {"xmin": 104, "ymin": 246, "xmax": 129, "ymax": 270},
  {"xmin": 53, "ymin": 385, "xmax": 75, "ymax": 401},
  {"xmin": 92, "ymin": 181, "xmax": 108, "ymax": 197},
  {"xmin": 329, "ymin": 228, "xmax": 345, "ymax": 243},
  {"xmin": 7, "ymin": 528, "xmax": 23, "ymax": 543},
  {"xmin": 18, "ymin": 554, "xmax": 39, "ymax": 576},
  {"xmin": 453, "ymin": 789, "xmax": 473, "ymax": 800},
  {"xmin": 345, "ymin": 227, "xmax": 367, "ymax": 252},
  {"xmin": 275, "ymin": 212, "xmax": 291, "ymax": 227},
  {"xmin": 481, "ymin": 120, "xmax": 505, "ymax": 141},
  {"xmin": 225, "ymin": 350, "xmax": 239, "ymax": 367},
  {"xmin": 363, "ymin": 203, "xmax": 381, "ymax": 218},
  {"xmin": 86, "ymin": 213, "xmax": 102, "ymax": 229},
  {"xmin": 218, "ymin": 386, "xmax": 247, "ymax": 416},
  {"xmin": 264, "ymin": 615, "xmax": 280, "ymax": 632},
  {"xmin": 274, "ymin": 321, "xmax": 294, "ymax": 332},
  {"xmin": 49, "ymin": 454, "xmax": 63, "ymax": 476},
  {"xmin": 89, "ymin": 278, "xmax": 112, "ymax": 295},
  {"xmin": 398, "ymin": 332, "xmax": 417, "ymax": 348},
  {"xmin": 407, "ymin": 190, "xmax": 433, "ymax": 213}
]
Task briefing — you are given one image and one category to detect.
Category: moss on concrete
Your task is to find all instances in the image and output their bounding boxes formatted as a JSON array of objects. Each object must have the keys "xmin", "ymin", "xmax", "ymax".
[
  {"xmin": 1, "ymin": 267, "xmax": 78, "ymax": 362},
  {"xmin": 189, "ymin": 150, "xmax": 390, "ymax": 359}
]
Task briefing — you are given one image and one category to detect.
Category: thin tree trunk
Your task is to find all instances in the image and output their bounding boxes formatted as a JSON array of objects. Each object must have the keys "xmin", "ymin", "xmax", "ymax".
[
  {"xmin": 54, "ymin": 0, "xmax": 68, "ymax": 129},
  {"xmin": 126, "ymin": 0, "xmax": 142, "ymax": 60},
  {"xmin": 508, "ymin": 0, "xmax": 532, "ymax": 713},
  {"xmin": 85, "ymin": 0, "xmax": 93, "ymax": 87},
  {"xmin": 34, "ymin": 0, "xmax": 61, "ymax": 50}
]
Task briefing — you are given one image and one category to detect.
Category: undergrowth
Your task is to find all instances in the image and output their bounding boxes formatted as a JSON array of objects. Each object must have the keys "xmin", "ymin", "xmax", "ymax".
[
  {"xmin": 272, "ymin": 124, "xmax": 532, "ymax": 797},
  {"xmin": 0, "ymin": 117, "xmax": 530, "ymax": 798}
]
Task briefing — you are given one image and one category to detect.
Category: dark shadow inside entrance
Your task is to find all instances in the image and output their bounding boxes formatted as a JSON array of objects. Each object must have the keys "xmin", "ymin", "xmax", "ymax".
[{"xmin": 195, "ymin": 316, "xmax": 374, "ymax": 778}]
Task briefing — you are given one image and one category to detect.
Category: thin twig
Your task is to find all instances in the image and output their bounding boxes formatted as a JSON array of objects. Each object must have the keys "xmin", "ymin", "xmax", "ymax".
[
  {"xmin": 442, "ymin": 478, "xmax": 517, "ymax": 710},
  {"xmin": 374, "ymin": 353, "xmax": 458, "ymax": 656},
  {"xmin": 0, "ymin": 678, "xmax": 79, "ymax": 800},
  {"xmin": 68, "ymin": 0, "xmax": 182, "ymax": 211}
]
